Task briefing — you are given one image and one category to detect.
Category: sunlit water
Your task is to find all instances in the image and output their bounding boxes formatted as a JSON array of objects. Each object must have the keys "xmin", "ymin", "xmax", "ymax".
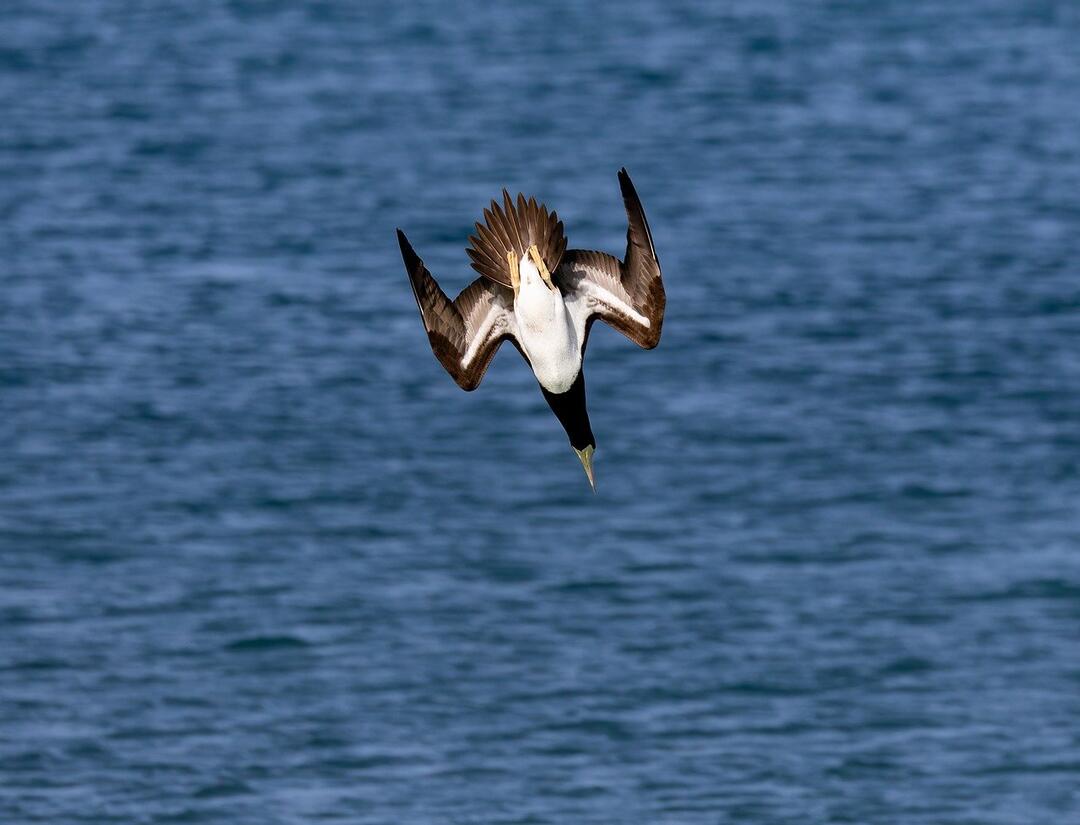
[{"xmin": 2, "ymin": 2, "xmax": 1078, "ymax": 822}]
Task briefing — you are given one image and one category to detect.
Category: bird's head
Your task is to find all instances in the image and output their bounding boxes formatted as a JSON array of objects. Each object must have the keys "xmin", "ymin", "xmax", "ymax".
[{"xmin": 541, "ymin": 372, "xmax": 597, "ymax": 493}]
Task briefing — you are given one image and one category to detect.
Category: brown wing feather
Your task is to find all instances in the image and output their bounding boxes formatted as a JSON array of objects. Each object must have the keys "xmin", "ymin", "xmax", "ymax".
[
  {"xmin": 398, "ymin": 230, "xmax": 518, "ymax": 391},
  {"xmin": 554, "ymin": 168, "xmax": 665, "ymax": 349}
]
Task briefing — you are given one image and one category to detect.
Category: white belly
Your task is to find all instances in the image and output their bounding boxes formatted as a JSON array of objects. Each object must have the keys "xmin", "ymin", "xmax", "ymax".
[{"xmin": 514, "ymin": 259, "xmax": 581, "ymax": 394}]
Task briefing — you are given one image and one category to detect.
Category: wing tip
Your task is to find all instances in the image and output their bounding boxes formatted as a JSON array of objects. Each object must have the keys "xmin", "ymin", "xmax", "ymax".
[
  {"xmin": 617, "ymin": 167, "xmax": 637, "ymax": 200},
  {"xmin": 397, "ymin": 227, "xmax": 417, "ymax": 266}
]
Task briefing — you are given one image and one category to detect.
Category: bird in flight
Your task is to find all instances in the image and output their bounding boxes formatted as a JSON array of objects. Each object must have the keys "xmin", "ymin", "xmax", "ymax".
[{"xmin": 396, "ymin": 168, "xmax": 665, "ymax": 491}]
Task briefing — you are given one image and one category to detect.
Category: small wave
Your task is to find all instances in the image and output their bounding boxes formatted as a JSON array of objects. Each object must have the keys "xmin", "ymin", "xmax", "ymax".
[{"xmin": 224, "ymin": 635, "xmax": 309, "ymax": 652}]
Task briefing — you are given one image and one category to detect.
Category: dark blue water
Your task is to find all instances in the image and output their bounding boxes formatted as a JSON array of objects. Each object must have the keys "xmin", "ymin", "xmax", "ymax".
[{"xmin": 2, "ymin": 1, "xmax": 1079, "ymax": 822}]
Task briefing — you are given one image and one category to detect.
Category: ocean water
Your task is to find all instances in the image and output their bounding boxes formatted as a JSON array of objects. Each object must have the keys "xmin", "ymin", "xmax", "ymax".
[{"xmin": 2, "ymin": 1, "xmax": 1079, "ymax": 822}]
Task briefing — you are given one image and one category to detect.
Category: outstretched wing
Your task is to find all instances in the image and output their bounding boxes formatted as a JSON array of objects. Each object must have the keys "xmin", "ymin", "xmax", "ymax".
[
  {"xmin": 555, "ymin": 168, "xmax": 665, "ymax": 350},
  {"xmin": 398, "ymin": 229, "xmax": 519, "ymax": 391}
]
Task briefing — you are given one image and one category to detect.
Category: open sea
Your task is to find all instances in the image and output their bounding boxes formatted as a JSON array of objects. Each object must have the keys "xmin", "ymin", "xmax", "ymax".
[{"xmin": 2, "ymin": 1, "xmax": 1079, "ymax": 822}]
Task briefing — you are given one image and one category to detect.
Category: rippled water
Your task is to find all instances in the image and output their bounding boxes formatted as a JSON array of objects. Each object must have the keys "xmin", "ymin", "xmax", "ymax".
[{"xmin": 2, "ymin": 1, "xmax": 1079, "ymax": 822}]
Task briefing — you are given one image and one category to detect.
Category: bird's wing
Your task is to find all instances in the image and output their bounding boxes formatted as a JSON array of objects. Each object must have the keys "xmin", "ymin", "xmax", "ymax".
[
  {"xmin": 555, "ymin": 168, "xmax": 665, "ymax": 351},
  {"xmin": 398, "ymin": 229, "xmax": 519, "ymax": 391}
]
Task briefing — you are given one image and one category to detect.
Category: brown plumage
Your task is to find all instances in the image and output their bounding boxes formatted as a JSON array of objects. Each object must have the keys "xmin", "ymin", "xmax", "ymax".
[
  {"xmin": 554, "ymin": 168, "xmax": 665, "ymax": 350},
  {"xmin": 398, "ymin": 167, "xmax": 664, "ymax": 390},
  {"xmin": 466, "ymin": 191, "xmax": 567, "ymax": 288},
  {"xmin": 398, "ymin": 229, "xmax": 519, "ymax": 391},
  {"xmin": 397, "ymin": 168, "xmax": 665, "ymax": 489}
]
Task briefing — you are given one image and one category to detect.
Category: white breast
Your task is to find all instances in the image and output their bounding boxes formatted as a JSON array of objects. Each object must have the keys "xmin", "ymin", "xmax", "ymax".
[{"xmin": 514, "ymin": 256, "xmax": 581, "ymax": 394}]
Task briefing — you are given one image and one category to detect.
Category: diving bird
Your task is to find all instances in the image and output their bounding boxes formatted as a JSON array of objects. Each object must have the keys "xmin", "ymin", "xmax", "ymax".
[{"xmin": 396, "ymin": 168, "xmax": 665, "ymax": 490}]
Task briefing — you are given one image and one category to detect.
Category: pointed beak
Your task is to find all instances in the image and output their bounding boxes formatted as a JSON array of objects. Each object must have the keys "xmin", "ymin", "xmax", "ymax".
[{"xmin": 574, "ymin": 445, "xmax": 596, "ymax": 492}]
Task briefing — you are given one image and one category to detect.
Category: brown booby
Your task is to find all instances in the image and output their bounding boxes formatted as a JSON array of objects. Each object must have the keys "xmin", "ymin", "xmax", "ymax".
[{"xmin": 396, "ymin": 168, "xmax": 665, "ymax": 490}]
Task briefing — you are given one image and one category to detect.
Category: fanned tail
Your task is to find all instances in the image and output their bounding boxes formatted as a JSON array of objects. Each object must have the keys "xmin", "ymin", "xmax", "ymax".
[{"xmin": 466, "ymin": 191, "xmax": 566, "ymax": 287}]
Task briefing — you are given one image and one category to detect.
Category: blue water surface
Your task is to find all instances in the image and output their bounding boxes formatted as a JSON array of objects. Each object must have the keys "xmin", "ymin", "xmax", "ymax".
[{"xmin": 2, "ymin": 1, "xmax": 1079, "ymax": 823}]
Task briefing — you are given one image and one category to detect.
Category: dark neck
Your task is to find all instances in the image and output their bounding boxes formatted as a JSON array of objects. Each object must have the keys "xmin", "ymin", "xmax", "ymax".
[{"xmin": 541, "ymin": 371, "xmax": 595, "ymax": 450}]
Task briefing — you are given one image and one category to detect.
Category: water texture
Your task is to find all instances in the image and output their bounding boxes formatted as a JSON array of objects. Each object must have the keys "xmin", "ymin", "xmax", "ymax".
[{"xmin": 2, "ymin": 1, "xmax": 1078, "ymax": 823}]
